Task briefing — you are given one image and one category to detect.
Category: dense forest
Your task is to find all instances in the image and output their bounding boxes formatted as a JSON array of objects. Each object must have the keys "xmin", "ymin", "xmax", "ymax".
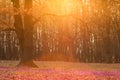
[{"xmin": 0, "ymin": 0, "xmax": 120, "ymax": 63}]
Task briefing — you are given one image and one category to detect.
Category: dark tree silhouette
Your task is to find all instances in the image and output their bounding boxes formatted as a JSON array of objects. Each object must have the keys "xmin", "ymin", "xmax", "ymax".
[{"xmin": 11, "ymin": 0, "xmax": 37, "ymax": 67}]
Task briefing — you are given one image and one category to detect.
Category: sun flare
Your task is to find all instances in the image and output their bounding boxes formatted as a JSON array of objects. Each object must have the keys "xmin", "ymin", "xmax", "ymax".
[
  {"xmin": 61, "ymin": 0, "xmax": 77, "ymax": 15},
  {"xmin": 34, "ymin": 0, "xmax": 78, "ymax": 15}
]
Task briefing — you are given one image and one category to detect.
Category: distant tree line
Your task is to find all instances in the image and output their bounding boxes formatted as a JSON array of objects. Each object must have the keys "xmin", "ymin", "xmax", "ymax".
[{"xmin": 0, "ymin": 0, "xmax": 120, "ymax": 63}]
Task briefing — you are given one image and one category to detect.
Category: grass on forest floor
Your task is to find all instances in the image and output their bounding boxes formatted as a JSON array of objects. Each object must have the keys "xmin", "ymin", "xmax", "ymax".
[{"xmin": 0, "ymin": 60, "xmax": 120, "ymax": 71}]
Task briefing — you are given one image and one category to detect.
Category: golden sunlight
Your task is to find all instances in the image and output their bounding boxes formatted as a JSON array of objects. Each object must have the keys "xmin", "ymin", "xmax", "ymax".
[
  {"xmin": 61, "ymin": 0, "xmax": 77, "ymax": 15},
  {"xmin": 40, "ymin": 0, "xmax": 78, "ymax": 15}
]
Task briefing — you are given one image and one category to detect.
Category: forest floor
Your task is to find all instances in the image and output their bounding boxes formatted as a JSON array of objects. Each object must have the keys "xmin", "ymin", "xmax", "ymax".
[{"xmin": 0, "ymin": 61, "xmax": 120, "ymax": 80}]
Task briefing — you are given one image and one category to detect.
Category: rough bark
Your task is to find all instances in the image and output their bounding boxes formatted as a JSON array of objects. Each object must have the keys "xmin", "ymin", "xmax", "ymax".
[
  {"xmin": 11, "ymin": 0, "xmax": 37, "ymax": 67},
  {"xmin": 11, "ymin": 0, "xmax": 24, "ymax": 58}
]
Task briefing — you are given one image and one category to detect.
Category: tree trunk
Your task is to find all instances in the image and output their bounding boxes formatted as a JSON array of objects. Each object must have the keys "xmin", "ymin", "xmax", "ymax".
[
  {"xmin": 11, "ymin": 0, "xmax": 24, "ymax": 58},
  {"xmin": 11, "ymin": 0, "xmax": 37, "ymax": 67}
]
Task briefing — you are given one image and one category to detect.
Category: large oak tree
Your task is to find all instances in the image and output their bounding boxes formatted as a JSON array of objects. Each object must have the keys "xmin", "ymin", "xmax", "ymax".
[{"xmin": 11, "ymin": 0, "xmax": 37, "ymax": 67}]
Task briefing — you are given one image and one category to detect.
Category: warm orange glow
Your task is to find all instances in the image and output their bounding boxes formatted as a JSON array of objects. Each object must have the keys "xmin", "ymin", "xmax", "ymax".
[
  {"xmin": 32, "ymin": 0, "xmax": 104, "ymax": 31},
  {"xmin": 46, "ymin": 0, "xmax": 77, "ymax": 15},
  {"xmin": 33, "ymin": 0, "xmax": 79, "ymax": 16}
]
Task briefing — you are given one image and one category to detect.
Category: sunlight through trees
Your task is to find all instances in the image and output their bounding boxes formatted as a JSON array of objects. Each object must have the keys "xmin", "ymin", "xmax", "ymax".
[{"xmin": 0, "ymin": 0, "xmax": 120, "ymax": 64}]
